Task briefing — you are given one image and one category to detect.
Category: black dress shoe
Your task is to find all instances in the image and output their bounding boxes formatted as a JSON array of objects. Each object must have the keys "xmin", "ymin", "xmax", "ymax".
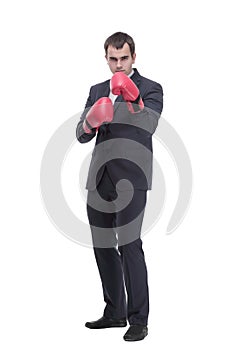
[
  {"xmin": 85, "ymin": 316, "xmax": 127, "ymax": 329},
  {"xmin": 123, "ymin": 325, "xmax": 148, "ymax": 341}
]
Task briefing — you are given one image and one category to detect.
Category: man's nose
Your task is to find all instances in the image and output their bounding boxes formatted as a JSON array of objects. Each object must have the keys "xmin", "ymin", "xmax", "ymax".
[{"xmin": 116, "ymin": 59, "xmax": 122, "ymax": 67}]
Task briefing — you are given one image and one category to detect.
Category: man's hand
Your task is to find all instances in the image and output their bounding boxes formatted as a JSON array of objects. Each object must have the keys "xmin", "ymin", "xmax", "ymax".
[
  {"xmin": 111, "ymin": 72, "xmax": 144, "ymax": 113},
  {"xmin": 83, "ymin": 97, "xmax": 113, "ymax": 134}
]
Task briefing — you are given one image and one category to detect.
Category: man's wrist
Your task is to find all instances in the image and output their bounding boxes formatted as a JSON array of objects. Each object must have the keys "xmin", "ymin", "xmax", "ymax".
[
  {"xmin": 83, "ymin": 119, "xmax": 96, "ymax": 134},
  {"xmin": 128, "ymin": 94, "xmax": 144, "ymax": 113}
]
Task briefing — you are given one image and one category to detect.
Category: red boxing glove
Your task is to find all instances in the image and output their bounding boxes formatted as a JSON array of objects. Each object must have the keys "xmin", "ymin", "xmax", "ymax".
[
  {"xmin": 111, "ymin": 72, "xmax": 144, "ymax": 113},
  {"xmin": 83, "ymin": 97, "xmax": 113, "ymax": 134}
]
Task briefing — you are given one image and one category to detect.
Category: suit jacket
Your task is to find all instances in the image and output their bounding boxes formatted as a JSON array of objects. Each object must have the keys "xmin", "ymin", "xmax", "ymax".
[{"xmin": 76, "ymin": 68, "xmax": 163, "ymax": 191}]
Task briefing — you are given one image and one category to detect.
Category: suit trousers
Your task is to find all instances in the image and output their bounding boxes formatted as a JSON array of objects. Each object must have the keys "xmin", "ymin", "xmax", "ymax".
[{"xmin": 87, "ymin": 168, "xmax": 149, "ymax": 325}]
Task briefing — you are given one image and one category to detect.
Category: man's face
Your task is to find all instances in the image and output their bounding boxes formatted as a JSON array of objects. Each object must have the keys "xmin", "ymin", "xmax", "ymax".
[{"xmin": 106, "ymin": 43, "xmax": 136, "ymax": 76}]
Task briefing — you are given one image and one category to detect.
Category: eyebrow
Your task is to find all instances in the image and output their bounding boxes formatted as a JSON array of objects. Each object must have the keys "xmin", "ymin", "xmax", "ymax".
[{"xmin": 109, "ymin": 55, "xmax": 129, "ymax": 60}]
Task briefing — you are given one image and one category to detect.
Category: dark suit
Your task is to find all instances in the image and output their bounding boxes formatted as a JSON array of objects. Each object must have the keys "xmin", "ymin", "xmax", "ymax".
[{"xmin": 76, "ymin": 68, "xmax": 163, "ymax": 325}]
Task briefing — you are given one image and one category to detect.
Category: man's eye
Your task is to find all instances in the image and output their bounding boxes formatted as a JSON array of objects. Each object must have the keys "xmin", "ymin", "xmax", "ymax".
[
  {"xmin": 109, "ymin": 57, "xmax": 117, "ymax": 62},
  {"xmin": 121, "ymin": 56, "xmax": 128, "ymax": 61}
]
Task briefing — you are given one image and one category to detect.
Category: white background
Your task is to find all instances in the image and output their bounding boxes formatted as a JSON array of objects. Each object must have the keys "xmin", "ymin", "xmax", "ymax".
[{"xmin": 1, "ymin": 0, "xmax": 233, "ymax": 349}]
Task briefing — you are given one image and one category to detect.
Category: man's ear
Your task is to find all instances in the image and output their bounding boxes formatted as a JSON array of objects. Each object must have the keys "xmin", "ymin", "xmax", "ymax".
[{"xmin": 132, "ymin": 53, "xmax": 136, "ymax": 64}]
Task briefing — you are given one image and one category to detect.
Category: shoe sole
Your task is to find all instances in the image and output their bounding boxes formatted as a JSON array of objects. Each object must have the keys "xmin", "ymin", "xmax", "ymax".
[
  {"xmin": 123, "ymin": 331, "xmax": 148, "ymax": 341},
  {"xmin": 85, "ymin": 323, "xmax": 127, "ymax": 329}
]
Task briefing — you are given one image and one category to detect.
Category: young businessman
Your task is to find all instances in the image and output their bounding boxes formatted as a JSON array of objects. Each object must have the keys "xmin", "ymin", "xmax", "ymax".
[{"xmin": 76, "ymin": 32, "xmax": 163, "ymax": 341}]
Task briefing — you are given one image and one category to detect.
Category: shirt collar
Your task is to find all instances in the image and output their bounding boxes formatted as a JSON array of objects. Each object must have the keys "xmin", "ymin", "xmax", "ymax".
[{"xmin": 128, "ymin": 69, "xmax": 134, "ymax": 78}]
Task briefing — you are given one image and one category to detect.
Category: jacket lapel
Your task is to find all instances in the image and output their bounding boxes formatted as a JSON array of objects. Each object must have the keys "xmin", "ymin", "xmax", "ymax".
[
  {"xmin": 131, "ymin": 68, "xmax": 141, "ymax": 87},
  {"xmin": 101, "ymin": 81, "xmax": 110, "ymax": 98}
]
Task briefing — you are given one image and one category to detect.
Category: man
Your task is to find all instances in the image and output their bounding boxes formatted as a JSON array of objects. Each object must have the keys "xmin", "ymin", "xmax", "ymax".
[{"xmin": 76, "ymin": 32, "xmax": 163, "ymax": 341}]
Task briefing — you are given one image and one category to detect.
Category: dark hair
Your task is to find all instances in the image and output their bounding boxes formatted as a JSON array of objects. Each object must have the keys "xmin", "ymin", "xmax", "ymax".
[{"xmin": 104, "ymin": 32, "xmax": 135, "ymax": 57}]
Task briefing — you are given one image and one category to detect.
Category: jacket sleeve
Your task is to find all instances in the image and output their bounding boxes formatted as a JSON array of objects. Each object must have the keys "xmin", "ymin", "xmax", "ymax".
[
  {"xmin": 142, "ymin": 81, "xmax": 163, "ymax": 134},
  {"xmin": 76, "ymin": 87, "xmax": 97, "ymax": 143},
  {"xmin": 131, "ymin": 81, "xmax": 163, "ymax": 135},
  {"xmin": 143, "ymin": 82, "xmax": 163, "ymax": 115}
]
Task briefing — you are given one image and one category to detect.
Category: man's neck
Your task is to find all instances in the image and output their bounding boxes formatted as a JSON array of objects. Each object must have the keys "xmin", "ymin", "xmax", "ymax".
[{"xmin": 128, "ymin": 69, "xmax": 134, "ymax": 78}]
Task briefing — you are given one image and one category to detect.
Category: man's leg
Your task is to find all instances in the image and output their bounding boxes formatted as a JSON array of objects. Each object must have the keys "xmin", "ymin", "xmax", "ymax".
[
  {"xmin": 93, "ymin": 246, "xmax": 127, "ymax": 319},
  {"xmin": 116, "ymin": 190, "xmax": 149, "ymax": 326},
  {"xmin": 86, "ymin": 170, "xmax": 127, "ymax": 320},
  {"xmin": 118, "ymin": 238, "xmax": 149, "ymax": 326}
]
